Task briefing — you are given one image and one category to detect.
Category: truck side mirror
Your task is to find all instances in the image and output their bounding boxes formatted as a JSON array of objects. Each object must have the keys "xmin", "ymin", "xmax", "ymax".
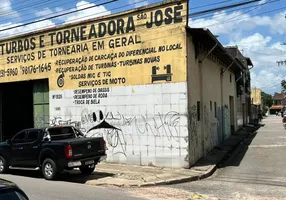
[{"xmin": 6, "ymin": 139, "xmax": 11, "ymax": 145}]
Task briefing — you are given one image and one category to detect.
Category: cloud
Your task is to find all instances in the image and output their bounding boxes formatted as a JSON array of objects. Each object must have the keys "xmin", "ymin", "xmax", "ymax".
[
  {"xmin": 0, "ymin": 0, "xmax": 110, "ymax": 38},
  {"xmin": 35, "ymin": 8, "xmax": 53, "ymax": 17},
  {"xmin": 0, "ymin": 0, "xmax": 19, "ymax": 17},
  {"xmin": 0, "ymin": 20, "xmax": 55, "ymax": 39},
  {"xmin": 189, "ymin": 10, "xmax": 286, "ymax": 37},
  {"xmin": 258, "ymin": 0, "xmax": 267, "ymax": 5},
  {"xmin": 128, "ymin": 0, "xmax": 148, "ymax": 8},
  {"xmin": 59, "ymin": 1, "xmax": 111, "ymax": 24},
  {"xmin": 227, "ymin": 33, "xmax": 286, "ymax": 92}
]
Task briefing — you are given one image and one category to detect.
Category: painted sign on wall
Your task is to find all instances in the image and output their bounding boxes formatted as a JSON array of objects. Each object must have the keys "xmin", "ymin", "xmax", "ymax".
[
  {"xmin": 2, "ymin": 0, "xmax": 189, "ymax": 168},
  {"xmin": 0, "ymin": 0, "xmax": 187, "ymax": 91}
]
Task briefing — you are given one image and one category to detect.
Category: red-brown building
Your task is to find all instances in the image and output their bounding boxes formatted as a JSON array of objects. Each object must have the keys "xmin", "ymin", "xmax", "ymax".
[{"xmin": 270, "ymin": 93, "xmax": 286, "ymax": 114}]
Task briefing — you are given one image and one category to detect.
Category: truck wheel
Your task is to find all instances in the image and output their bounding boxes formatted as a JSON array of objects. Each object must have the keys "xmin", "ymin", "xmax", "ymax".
[
  {"xmin": 0, "ymin": 156, "xmax": 8, "ymax": 173},
  {"xmin": 42, "ymin": 158, "xmax": 57, "ymax": 180},
  {"xmin": 79, "ymin": 164, "xmax": 95, "ymax": 175}
]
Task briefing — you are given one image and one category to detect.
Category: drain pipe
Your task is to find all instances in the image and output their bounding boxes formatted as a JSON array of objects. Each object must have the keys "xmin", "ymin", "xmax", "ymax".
[{"xmin": 198, "ymin": 42, "xmax": 218, "ymax": 156}]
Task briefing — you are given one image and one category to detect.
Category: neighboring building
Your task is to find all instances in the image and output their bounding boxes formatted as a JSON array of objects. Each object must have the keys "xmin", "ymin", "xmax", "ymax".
[
  {"xmin": 225, "ymin": 46, "xmax": 253, "ymax": 129},
  {"xmin": 187, "ymin": 28, "xmax": 244, "ymax": 162},
  {"xmin": 251, "ymin": 88, "xmax": 262, "ymax": 105},
  {"xmin": 251, "ymin": 88, "xmax": 262, "ymax": 122},
  {"xmin": 270, "ymin": 93, "xmax": 286, "ymax": 114},
  {"xmin": 0, "ymin": 0, "xmax": 253, "ymax": 168}
]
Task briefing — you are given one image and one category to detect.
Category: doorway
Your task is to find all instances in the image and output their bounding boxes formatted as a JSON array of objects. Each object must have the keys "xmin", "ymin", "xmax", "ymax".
[
  {"xmin": 0, "ymin": 79, "xmax": 49, "ymax": 141},
  {"xmin": 229, "ymin": 96, "xmax": 235, "ymax": 134}
]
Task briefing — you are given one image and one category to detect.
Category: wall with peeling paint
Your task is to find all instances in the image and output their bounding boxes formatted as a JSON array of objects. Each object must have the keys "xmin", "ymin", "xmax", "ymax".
[
  {"xmin": 186, "ymin": 33, "xmax": 202, "ymax": 165},
  {"xmin": 186, "ymin": 32, "xmax": 237, "ymax": 166}
]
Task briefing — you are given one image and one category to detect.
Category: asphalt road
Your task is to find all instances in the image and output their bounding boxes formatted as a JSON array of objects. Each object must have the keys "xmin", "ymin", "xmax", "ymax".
[
  {"xmin": 171, "ymin": 116, "xmax": 286, "ymax": 200},
  {"xmin": 0, "ymin": 172, "xmax": 145, "ymax": 200}
]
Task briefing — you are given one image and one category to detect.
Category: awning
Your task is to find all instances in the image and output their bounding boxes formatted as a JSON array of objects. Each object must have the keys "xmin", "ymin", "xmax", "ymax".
[{"xmin": 270, "ymin": 105, "xmax": 284, "ymax": 110}]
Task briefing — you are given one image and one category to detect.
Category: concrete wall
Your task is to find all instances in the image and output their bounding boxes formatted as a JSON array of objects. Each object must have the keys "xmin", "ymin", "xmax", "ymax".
[
  {"xmin": 222, "ymin": 70, "xmax": 237, "ymax": 138},
  {"xmin": 236, "ymin": 95, "xmax": 244, "ymax": 129},
  {"xmin": 50, "ymin": 83, "xmax": 189, "ymax": 168},
  {"xmin": 186, "ymin": 33, "xmax": 237, "ymax": 166},
  {"xmin": 201, "ymin": 57, "xmax": 221, "ymax": 153},
  {"xmin": 186, "ymin": 34, "xmax": 202, "ymax": 165}
]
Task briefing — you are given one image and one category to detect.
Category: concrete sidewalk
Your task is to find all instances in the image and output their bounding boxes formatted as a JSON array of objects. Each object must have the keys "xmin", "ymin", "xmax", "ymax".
[{"xmin": 81, "ymin": 124, "xmax": 260, "ymax": 187}]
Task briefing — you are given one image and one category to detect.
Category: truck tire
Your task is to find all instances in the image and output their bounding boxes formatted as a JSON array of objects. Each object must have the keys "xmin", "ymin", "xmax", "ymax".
[
  {"xmin": 79, "ymin": 164, "xmax": 95, "ymax": 175},
  {"xmin": 42, "ymin": 158, "xmax": 57, "ymax": 180},
  {"xmin": 0, "ymin": 156, "xmax": 8, "ymax": 173}
]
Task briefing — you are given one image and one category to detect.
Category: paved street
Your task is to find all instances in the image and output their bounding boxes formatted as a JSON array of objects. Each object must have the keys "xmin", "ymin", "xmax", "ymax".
[
  {"xmin": 171, "ymin": 115, "xmax": 286, "ymax": 200},
  {"xmin": 0, "ymin": 166, "xmax": 192, "ymax": 200},
  {"xmin": 0, "ymin": 172, "xmax": 147, "ymax": 200},
  {"xmin": 2, "ymin": 116, "xmax": 286, "ymax": 200}
]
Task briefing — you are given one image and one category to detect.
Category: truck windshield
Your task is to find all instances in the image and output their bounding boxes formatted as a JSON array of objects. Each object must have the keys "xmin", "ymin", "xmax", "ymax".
[{"xmin": 47, "ymin": 127, "xmax": 77, "ymax": 140}]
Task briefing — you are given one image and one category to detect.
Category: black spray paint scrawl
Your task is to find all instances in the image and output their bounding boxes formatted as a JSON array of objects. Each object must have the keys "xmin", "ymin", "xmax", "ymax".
[
  {"xmin": 88, "ymin": 111, "xmax": 120, "ymax": 132},
  {"xmin": 87, "ymin": 110, "xmax": 127, "ymax": 156}
]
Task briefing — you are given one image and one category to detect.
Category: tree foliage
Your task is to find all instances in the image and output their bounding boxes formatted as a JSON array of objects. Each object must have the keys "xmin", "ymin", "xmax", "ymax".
[
  {"xmin": 281, "ymin": 80, "xmax": 286, "ymax": 93},
  {"xmin": 261, "ymin": 91, "xmax": 272, "ymax": 108}
]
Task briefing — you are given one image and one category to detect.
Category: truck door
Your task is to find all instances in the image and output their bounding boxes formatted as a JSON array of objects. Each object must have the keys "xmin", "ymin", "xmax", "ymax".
[
  {"xmin": 24, "ymin": 130, "xmax": 41, "ymax": 167},
  {"xmin": 11, "ymin": 130, "xmax": 27, "ymax": 166}
]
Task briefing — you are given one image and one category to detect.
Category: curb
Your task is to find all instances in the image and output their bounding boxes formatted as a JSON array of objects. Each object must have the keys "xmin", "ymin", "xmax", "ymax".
[
  {"xmin": 134, "ymin": 126, "xmax": 256, "ymax": 187},
  {"xmin": 87, "ymin": 125, "xmax": 258, "ymax": 188}
]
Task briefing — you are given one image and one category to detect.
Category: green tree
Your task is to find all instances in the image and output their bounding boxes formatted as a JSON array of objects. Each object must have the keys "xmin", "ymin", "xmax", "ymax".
[
  {"xmin": 261, "ymin": 91, "xmax": 272, "ymax": 108},
  {"xmin": 281, "ymin": 80, "xmax": 286, "ymax": 93}
]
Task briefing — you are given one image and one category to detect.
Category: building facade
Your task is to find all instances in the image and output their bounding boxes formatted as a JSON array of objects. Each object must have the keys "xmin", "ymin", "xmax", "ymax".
[
  {"xmin": 225, "ymin": 47, "xmax": 253, "ymax": 129},
  {"xmin": 0, "ymin": 0, "xmax": 252, "ymax": 168},
  {"xmin": 251, "ymin": 88, "xmax": 262, "ymax": 106},
  {"xmin": 270, "ymin": 93, "xmax": 286, "ymax": 114}
]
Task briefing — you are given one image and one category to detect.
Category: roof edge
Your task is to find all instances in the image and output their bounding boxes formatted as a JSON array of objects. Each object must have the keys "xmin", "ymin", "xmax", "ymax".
[{"xmin": 187, "ymin": 27, "xmax": 242, "ymax": 70}]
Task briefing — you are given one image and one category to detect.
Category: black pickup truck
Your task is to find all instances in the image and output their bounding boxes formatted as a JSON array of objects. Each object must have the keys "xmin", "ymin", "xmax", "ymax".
[{"xmin": 0, "ymin": 125, "xmax": 107, "ymax": 180}]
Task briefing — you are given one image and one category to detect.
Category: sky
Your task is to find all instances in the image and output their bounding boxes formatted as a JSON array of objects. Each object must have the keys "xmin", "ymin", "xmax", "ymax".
[{"xmin": 0, "ymin": 0, "xmax": 285, "ymax": 95}]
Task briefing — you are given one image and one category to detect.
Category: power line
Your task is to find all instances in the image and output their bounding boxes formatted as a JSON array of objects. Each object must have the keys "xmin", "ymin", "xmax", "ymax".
[
  {"xmin": 0, "ymin": 0, "xmax": 267, "ymax": 37},
  {"xmin": 0, "ymin": 0, "xmax": 52, "ymax": 11},
  {"xmin": 189, "ymin": 0, "xmax": 235, "ymax": 10},
  {"xmin": 260, "ymin": 74, "xmax": 286, "ymax": 89},
  {"xmin": 191, "ymin": 2, "xmax": 264, "ymax": 20},
  {"xmin": 0, "ymin": 3, "xmax": 189, "ymax": 62},
  {"xmin": 0, "ymin": 0, "xmax": 150, "ymax": 40},
  {"xmin": 0, "ymin": 0, "xmax": 240, "ymax": 28},
  {"xmin": 218, "ymin": 0, "xmax": 277, "ymax": 24},
  {"xmin": 0, "ymin": 0, "xmax": 117, "ymax": 33},
  {"xmin": 0, "ymin": 0, "xmax": 58, "ymax": 16},
  {"xmin": 0, "ymin": 0, "xmax": 279, "ymax": 42},
  {"xmin": 0, "ymin": 0, "xmax": 103, "ymax": 26},
  {"xmin": 198, "ymin": 5, "xmax": 286, "ymax": 28},
  {"xmin": 189, "ymin": 0, "xmax": 262, "ymax": 17},
  {"xmin": 191, "ymin": 0, "xmax": 277, "ymax": 23}
]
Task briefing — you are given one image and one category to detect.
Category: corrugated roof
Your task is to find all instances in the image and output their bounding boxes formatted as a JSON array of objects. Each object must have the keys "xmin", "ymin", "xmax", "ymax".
[
  {"xmin": 273, "ymin": 93, "xmax": 286, "ymax": 100},
  {"xmin": 186, "ymin": 27, "xmax": 242, "ymax": 72}
]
